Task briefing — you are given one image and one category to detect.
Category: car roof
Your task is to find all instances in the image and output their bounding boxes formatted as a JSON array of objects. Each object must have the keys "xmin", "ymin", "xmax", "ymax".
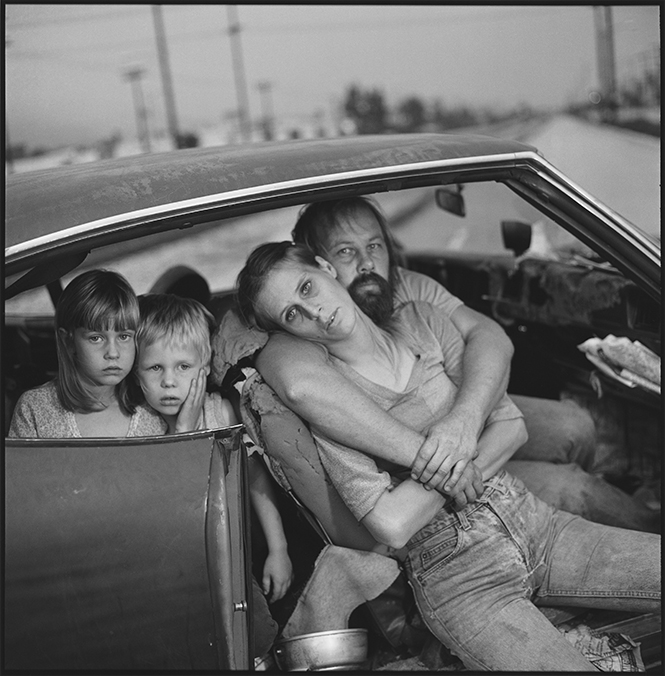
[{"xmin": 5, "ymin": 133, "xmax": 534, "ymax": 251}]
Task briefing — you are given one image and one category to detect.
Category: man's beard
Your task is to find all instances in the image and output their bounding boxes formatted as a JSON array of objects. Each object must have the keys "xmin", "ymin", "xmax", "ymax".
[{"xmin": 348, "ymin": 271, "xmax": 394, "ymax": 327}]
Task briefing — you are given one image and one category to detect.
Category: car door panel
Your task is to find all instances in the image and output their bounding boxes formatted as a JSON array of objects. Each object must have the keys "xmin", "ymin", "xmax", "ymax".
[{"xmin": 4, "ymin": 427, "xmax": 249, "ymax": 670}]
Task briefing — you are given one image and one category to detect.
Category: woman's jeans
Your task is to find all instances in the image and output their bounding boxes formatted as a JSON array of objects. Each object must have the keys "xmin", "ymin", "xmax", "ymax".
[{"xmin": 403, "ymin": 470, "xmax": 661, "ymax": 671}]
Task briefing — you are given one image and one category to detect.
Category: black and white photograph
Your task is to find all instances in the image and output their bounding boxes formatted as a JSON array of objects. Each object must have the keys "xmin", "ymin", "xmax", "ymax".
[{"xmin": 5, "ymin": 4, "xmax": 661, "ymax": 672}]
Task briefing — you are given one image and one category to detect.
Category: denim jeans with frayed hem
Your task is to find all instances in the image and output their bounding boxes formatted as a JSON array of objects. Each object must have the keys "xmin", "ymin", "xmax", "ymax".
[{"xmin": 403, "ymin": 469, "xmax": 660, "ymax": 671}]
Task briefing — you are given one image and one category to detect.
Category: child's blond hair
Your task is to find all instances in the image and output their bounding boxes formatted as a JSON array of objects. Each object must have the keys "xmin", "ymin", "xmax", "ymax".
[{"xmin": 137, "ymin": 294, "xmax": 215, "ymax": 365}]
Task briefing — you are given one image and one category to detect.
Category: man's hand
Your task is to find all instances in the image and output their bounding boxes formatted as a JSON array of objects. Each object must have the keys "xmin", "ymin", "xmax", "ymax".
[
  {"xmin": 173, "ymin": 368, "xmax": 207, "ymax": 434},
  {"xmin": 411, "ymin": 407, "xmax": 480, "ymax": 493},
  {"xmin": 446, "ymin": 461, "xmax": 484, "ymax": 510}
]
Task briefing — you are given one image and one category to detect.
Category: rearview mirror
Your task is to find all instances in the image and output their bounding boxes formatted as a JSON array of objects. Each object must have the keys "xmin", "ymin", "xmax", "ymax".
[{"xmin": 435, "ymin": 185, "xmax": 465, "ymax": 217}]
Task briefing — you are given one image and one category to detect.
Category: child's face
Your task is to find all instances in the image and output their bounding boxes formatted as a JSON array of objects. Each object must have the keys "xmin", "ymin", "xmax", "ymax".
[
  {"xmin": 136, "ymin": 337, "xmax": 208, "ymax": 417},
  {"xmin": 71, "ymin": 328, "xmax": 136, "ymax": 388}
]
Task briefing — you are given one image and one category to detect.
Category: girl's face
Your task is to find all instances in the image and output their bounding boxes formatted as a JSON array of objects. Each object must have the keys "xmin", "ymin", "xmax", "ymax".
[
  {"xmin": 136, "ymin": 337, "xmax": 208, "ymax": 417},
  {"xmin": 256, "ymin": 257, "xmax": 357, "ymax": 343},
  {"xmin": 70, "ymin": 328, "xmax": 136, "ymax": 389}
]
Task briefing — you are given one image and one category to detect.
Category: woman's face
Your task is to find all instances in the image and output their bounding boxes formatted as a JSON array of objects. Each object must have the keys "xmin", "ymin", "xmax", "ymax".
[{"xmin": 256, "ymin": 257, "xmax": 358, "ymax": 343}]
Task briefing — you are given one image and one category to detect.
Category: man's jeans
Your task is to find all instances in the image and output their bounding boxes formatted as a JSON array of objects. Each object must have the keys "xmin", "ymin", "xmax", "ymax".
[
  {"xmin": 510, "ymin": 395, "xmax": 595, "ymax": 469},
  {"xmin": 507, "ymin": 395, "xmax": 658, "ymax": 532},
  {"xmin": 403, "ymin": 470, "xmax": 661, "ymax": 671}
]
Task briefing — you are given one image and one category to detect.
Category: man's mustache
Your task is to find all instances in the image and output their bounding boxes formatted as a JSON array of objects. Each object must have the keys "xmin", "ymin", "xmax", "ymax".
[{"xmin": 348, "ymin": 271, "xmax": 387, "ymax": 294}]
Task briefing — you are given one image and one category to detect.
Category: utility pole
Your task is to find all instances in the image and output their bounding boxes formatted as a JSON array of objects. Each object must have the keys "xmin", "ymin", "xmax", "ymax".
[
  {"xmin": 593, "ymin": 5, "xmax": 617, "ymax": 123},
  {"xmin": 5, "ymin": 38, "xmax": 14, "ymax": 174},
  {"xmin": 257, "ymin": 80, "xmax": 274, "ymax": 140},
  {"xmin": 152, "ymin": 5, "xmax": 181, "ymax": 149},
  {"xmin": 123, "ymin": 67, "xmax": 152, "ymax": 153},
  {"xmin": 226, "ymin": 5, "xmax": 252, "ymax": 142}
]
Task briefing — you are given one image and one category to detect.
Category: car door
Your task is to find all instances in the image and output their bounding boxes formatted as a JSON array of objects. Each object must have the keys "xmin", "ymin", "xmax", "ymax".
[{"xmin": 4, "ymin": 426, "xmax": 251, "ymax": 670}]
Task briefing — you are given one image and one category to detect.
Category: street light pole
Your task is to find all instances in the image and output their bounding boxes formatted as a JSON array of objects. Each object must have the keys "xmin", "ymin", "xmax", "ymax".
[
  {"xmin": 152, "ymin": 5, "xmax": 181, "ymax": 149},
  {"xmin": 226, "ymin": 5, "xmax": 252, "ymax": 142},
  {"xmin": 123, "ymin": 67, "xmax": 152, "ymax": 153}
]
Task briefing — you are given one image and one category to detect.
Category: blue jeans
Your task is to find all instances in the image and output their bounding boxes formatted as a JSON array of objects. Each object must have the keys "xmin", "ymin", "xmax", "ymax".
[
  {"xmin": 510, "ymin": 395, "xmax": 596, "ymax": 470},
  {"xmin": 403, "ymin": 470, "xmax": 661, "ymax": 671},
  {"xmin": 507, "ymin": 395, "xmax": 657, "ymax": 532}
]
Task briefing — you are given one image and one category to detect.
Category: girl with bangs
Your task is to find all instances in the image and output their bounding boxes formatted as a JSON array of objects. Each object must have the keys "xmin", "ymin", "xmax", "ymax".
[{"xmin": 9, "ymin": 269, "xmax": 166, "ymax": 438}]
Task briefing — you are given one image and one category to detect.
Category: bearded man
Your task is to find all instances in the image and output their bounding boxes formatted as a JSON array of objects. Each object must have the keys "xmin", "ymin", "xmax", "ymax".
[{"xmin": 249, "ymin": 196, "xmax": 655, "ymax": 531}]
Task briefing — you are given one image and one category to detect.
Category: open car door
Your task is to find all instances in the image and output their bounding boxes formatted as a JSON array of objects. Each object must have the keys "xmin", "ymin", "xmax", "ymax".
[{"xmin": 5, "ymin": 426, "xmax": 251, "ymax": 670}]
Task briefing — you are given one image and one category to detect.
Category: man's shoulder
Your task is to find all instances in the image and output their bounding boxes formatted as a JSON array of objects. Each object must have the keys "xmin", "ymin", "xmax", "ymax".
[
  {"xmin": 393, "ymin": 301, "xmax": 450, "ymax": 345},
  {"xmin": 394, "ymin": 299, "xmax": 438, "ymax": 322},
  {"xmin": 395, "ymin": 266, "xmax": 431, "ymax": 286},
  {"xmin": 394, "ymin": 267, "xmax": 462, "ymax": 314}
]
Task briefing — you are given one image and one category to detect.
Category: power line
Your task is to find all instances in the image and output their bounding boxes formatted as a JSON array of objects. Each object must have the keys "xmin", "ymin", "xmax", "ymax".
[
  {"xmin": 7, "ymin": 5, "xmax": 582, "ymax": 38},
  {"xmin": 6, "ymin": 27, "xmax": 228, "ymax": 58},
  {"xmin": 245, "ymin": 6, "xmax": 581, "ymax": 34},
  {"xmin": 7, "ymin": 8, "xmax": 147, "ymax": 29}
]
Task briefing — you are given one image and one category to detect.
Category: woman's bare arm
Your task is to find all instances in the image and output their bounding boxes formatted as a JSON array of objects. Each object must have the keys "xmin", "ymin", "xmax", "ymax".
[
  {"xmin": 256, "ymin": 332, "xmax": 426, "ymax": 465},
  {"xmin": 362, "ymin": 417, "xmax": 527, "ymax": 548}
]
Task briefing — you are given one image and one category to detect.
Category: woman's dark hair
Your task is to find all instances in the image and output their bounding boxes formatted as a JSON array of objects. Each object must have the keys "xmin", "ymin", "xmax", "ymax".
[
  {"xmin": 291, "ymin": 196, "xmax": 403, "ymax": 285},
  {"xmin": 235, "ymin": 241, "xmax": 318, "ymax": 332},
  {"xmin": 55, "ymin": 269, "xmax": 139, "ymax": 414}
]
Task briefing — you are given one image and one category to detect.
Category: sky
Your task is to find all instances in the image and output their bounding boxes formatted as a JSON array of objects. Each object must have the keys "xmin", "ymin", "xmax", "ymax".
[{"xmin": 5, "ymin": 4, "xmax": 661, "ymax": 149}]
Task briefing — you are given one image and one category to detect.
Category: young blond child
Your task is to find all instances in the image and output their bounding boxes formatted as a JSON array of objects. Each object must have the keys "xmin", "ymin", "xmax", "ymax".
[
  {"xmin": 135, "ymin": 293, "xmax": 294, "ymax": 624},
  {"xmin": 9, "ymin": 269, "xmax": 166, "ymax": 438}
]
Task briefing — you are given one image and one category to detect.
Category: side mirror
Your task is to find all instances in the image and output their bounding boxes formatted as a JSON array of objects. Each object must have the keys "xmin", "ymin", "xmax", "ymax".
[
  {"xmin": 435, "ymin": 185, "xmax": 465, "ymax": 217},
  {"xmin": 501, "ymin": 220, "xmax": 532, "ymax": 257}
]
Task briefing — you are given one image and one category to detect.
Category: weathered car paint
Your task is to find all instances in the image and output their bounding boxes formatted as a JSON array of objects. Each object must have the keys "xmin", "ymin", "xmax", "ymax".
[
  {"xmin": 5, "ymin": 136, "xmax": 658, "ymax": 302},
  {"xmin": 5, "ymin": 134, "xmax": 535, "ymax": 253},
  {"xmin": 4, "ymin": 426, "xmax": 250, "ymax": 670}
]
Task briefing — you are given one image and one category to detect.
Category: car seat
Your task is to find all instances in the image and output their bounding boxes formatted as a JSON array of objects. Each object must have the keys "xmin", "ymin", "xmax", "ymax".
[
  {"xmin": 149, "ymin": 265, "xmax": 211, "ymax": 307},
  {"xmin": 210, "ymin": 308, "xmax": 426, "ymax": 654}
]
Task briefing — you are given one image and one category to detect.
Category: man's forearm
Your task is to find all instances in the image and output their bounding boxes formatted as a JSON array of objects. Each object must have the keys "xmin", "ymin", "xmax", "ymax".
[
  {"xmin": 451, "ymin": 316, "xmax": 512, "ymax": 435},
  {"xmin": 473, "ymin": 417, "xmax": 527, "ymax": 480}
]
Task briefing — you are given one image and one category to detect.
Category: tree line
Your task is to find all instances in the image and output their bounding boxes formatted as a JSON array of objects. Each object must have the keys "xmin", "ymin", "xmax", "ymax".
[{"xmin": 342, "ymin": 84, "xmax": 530, "ymax": 135}]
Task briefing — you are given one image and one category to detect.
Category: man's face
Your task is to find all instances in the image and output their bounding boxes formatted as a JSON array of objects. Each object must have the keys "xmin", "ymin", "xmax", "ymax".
[{"xmin": 320, "ymin": 207, "xmax": 394, "ymax": 325}]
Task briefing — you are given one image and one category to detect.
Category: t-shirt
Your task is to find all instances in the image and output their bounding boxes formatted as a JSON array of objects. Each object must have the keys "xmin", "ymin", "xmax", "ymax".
[
  {"xmin": 313, "ymin": 302, "xmax": 523, "ymax": 521},
  {"xmin": 393, "ymin": 267, "xmax": 463, "ymax": 317},
  {"xmin": 8, "ymin": 380, "xmax": 168, "ymax": 438}
]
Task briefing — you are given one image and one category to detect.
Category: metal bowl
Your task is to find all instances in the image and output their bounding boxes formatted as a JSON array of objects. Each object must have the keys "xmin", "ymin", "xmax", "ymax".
[{"xmin": 273, "ymin": 628, "xmax": 368, "ymax": 671}]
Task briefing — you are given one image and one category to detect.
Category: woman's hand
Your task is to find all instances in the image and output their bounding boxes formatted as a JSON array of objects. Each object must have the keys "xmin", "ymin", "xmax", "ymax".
[
  {"xmin": 410, "ymin": 408, "xmax": 479, "ymax": 493},
  {"xmin": 262, "ymin": 548, "xmax": 294, "ymax": 603},
  {"xmin": 174, "ymin": 368, "xmax": 207, "ymax": 433}
]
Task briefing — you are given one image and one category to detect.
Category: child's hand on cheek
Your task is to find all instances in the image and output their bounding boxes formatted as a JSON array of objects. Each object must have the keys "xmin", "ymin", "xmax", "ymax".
[{"xmin": 174, "ymin": 368, "xmax": 207, "ymax": 434}]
